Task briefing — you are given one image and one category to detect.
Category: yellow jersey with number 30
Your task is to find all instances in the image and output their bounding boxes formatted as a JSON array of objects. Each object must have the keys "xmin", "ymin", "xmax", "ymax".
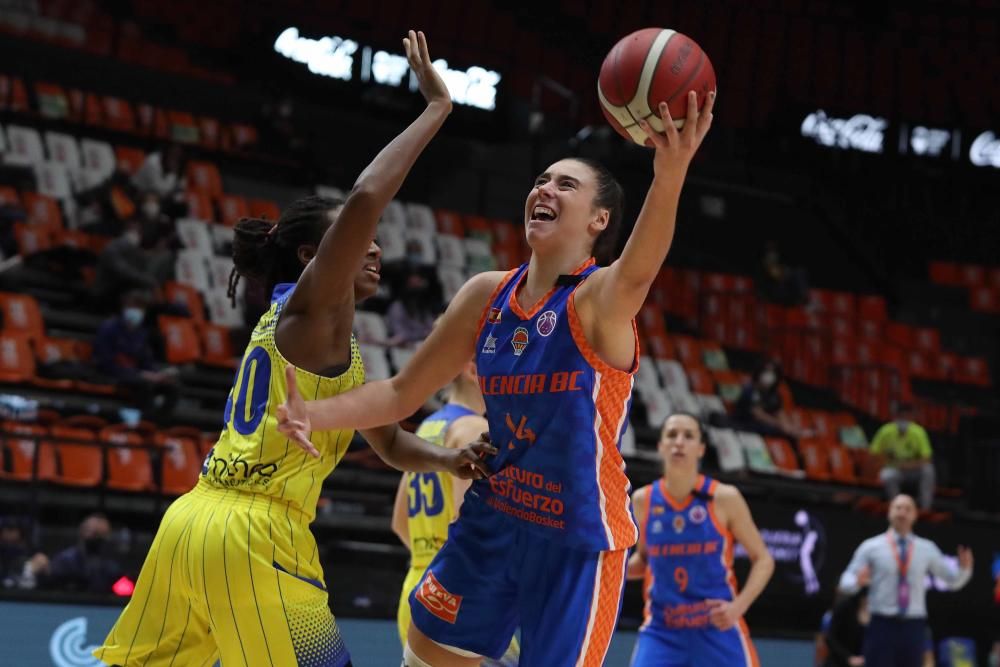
[{"xmin": 200, "ymin": 282, "xmax": 364, "ymax": 520}]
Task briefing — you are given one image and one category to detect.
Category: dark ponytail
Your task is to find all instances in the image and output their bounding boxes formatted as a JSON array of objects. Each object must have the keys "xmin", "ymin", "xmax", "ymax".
[
  {"xmin": 568, "ymin": 157, "xmax": 625, "ymax": 266},
  {"xmin": 227, "ymin": 195, "xmax": 343, "ymax": 306}
]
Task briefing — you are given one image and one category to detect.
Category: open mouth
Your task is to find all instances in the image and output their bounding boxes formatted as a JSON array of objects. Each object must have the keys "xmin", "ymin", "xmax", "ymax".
[
  {"xmin": 529, "ymin": 204, "xmax": 557, "ymax": 223},
  {"xmin": 363, "ymin": 263, "xmax": 380, "ymax": 278}
]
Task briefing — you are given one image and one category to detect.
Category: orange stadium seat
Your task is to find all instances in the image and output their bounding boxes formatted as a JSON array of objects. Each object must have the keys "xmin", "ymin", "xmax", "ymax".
[
  {"xmin": 48, "ymin": 426, "xmax": 101, "ymax": 487},
  {"xmin": 198, "ymin": 116, "xmax": 220, "ymax": 149},
  {"xmin": 157, "ymin": 434, "xmax": 201, "ymax": 495},
  {"xmin": 167, "ymin": 110, "xmax": 199, "ymax": 143},
  {"xmin": 217, "ymin": 194, "xmax": 249, "ymax": 227},
  {"xmin": 22, "ymin": 192, "xmax": 64, "ymax": 230},
  {"xmin": 827, "ymin": 444, "xmax": 858, "ymax": 484},
  {"xmin": 159, "ymin": 316, "xmax": 202, "ymax": 364},
  {"xmin": 34, "ymin": 82, "xmax": 69, "ymax": 119},
  {"xmin": 686, "ymin": 367, "xmax": 715, "ymax": 394},
  {"xmin": 0, "ymin": 422, "xmax": 56, "ymax": 481},
  {"xmin": 201, "ymin": 324, "xmax": 236, "ymax": 368},
  {"xmin": 114, "ymin": 146, "xmax": 146, "ymax": 174},
  {"xmin": 0, "ymin": 293, "xmax": 44, "ymax": 341},
  {"xmin": 0, "ymin": 75, "xmax": 29, "ymax": 112},
  {"xmin": 184, "ymin": 190, "xmax": 214, "ymax": 221},
  {"xmin": 248, "ymin": 198, "xmax": 281, "ymax": 221},
  {"xmin": 0, "ymin": 186, "xmax": 20, "ymax": 206},
  {"xmin": 797, "ymin": 439, "xmax": 831, "ymax": 481},
  {"xmin": 164, "ymin": 281, "xmax": 205, "ymax": 323},
  {"xmin": 187, "ymin": 160, "xmax": 223, "ymax": 197},
  {"xmin": 928, "ymin": 261, "xmax": 961, "ymax": 286},
  {"xmin": 102, "ymin": 427, "xmax": 154, "ymax": 492},
  {"xmin": 764, "ymin": 437, "xmax": 801, "ymax": 475},
  {"xmin": 101, "ymin": 96, "xmax": 136, "ymax": 133},
  {"xmin": 13, "ymin": 223, "xmax": 53, "ymax": 256},
  {"xmin": 672, "ymin": 336, "xmax": 703, "ymax": 369}
]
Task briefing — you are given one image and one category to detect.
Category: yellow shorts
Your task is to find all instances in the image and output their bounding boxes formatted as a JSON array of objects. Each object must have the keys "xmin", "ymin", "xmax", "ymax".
[
  {"xmin": 95, "ymin": 481, "xmax": 350, "ymax": 667},
  {"xmin": 397, "ymin": 565, "xmax": 520, "ymax": 666}
]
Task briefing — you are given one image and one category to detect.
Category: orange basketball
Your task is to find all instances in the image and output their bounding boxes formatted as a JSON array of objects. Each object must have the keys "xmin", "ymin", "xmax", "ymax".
[{"xmin": 598, "ymin": 28, "xmax": 716, "ymax": 145}]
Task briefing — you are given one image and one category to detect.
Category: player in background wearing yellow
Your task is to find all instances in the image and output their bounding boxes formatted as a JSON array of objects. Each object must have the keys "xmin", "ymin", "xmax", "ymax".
[
  {"xmin": 628, "ymin": 412, "xmax": 773, "ymax": 667},
  {"xmin": 390, "ymin": 359, "xmax": 520, "ymax": 665},
  {"xmin": 95, "ymin": 31, "xmax": 492, "ymax": 667}
]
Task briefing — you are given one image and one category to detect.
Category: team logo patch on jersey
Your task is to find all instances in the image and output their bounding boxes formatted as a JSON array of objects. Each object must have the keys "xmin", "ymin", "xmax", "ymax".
[
  {"xmin": 415, "ymin": 571, "xmax": 462, "ymax": 624},
  {"xmin": 511, "ymin": 327, "xmax": 529, "ymax": 356},
  {"xmin": 673, "ymin": 515, "xmax": 686, "ymax": 533},
  {"xmin": 652, "ymin": 505, "xmax": 666, "ymax": 515},
  {"xmin": 482, "ymin": 334, "xmax": 497, "ymax": 355},
  {"xmin": 487, "ymin": 307, "xmax": 502, "ymax": 324},
  {"xmin": 688, "ymin": 505, "xmax": 708, "ymax": 524},
  {"xmin": 536, "ymin": 310, "xmax": 557, "ymax": 336}
]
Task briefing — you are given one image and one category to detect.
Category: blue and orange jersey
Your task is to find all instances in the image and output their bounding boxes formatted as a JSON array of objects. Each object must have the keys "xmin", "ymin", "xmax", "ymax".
[
  {"xmin": 406, "ymin": 403, "xmax": 478, "ymax": 569},
  {"xmin": 640, "ymin": 475, "xmax": 738, "ymax": 630},
  {"xmin": 471, "ymin": 259, "xmax": 639, "ymax": 551},
  {"xmin": 201, "ymin": 283, "xmax": 365, "ymax": 522}
]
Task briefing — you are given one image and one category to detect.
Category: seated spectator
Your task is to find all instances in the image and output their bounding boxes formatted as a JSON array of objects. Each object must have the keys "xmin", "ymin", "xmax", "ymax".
[
  {"xmin": 131, "ymin": 143, "xmax": 188, "ymax": 217},
  {"xmin": 386, "ymin": 270, "xmax": 437, "ymax": 346},
  {"xmin": 0, "ymin": 516, "xmax": 47, "ymax": 590},
  {"xmin": 93, "ymin": 290, "xmax": 180, "ymax": 417},
  {"xmin": 870, "ymin": 403, "xmax": 936, "ymax": 510},
  {"xmin": 38, "ymin": 514, "xmax": 123, "ymax": 595},
  {"xmin": 731, "ymin": 360, "xmax": 810, "ymax": 440},
  {"xmin": 135, "ymin": 190, "xmax": 179, "ymax": 285},
  {"xmin": 758, "ymin": 240, "xmax": 809, "ymax": 307},
  {"xmin": 92, "ymin": 220, "xmax": 160, "ymax": 308}
]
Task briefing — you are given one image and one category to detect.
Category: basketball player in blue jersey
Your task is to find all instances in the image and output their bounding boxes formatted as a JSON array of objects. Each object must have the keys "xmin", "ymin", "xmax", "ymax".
[
  {"xmin": 95, "ymin": 32, "xmax": 492, "ymax": 667},
  {"xmin": 391, "ymin": 359, "xmax": 520, "ymax": 666},
  {"xmin": 627, "ymin": 412, "xmax": 774, "ymax": 667},
  {"xmin": 279, "ymin": 91, "xmax": 716, "ymax": 666}
]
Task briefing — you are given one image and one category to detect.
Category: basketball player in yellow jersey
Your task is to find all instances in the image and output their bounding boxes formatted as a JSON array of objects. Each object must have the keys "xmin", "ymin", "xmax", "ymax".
[
  {"xmin": 391, "ymin": 359, "xmax": 521, "ymax": 666},
  {"xmin": 95, "ymin": 31, "xmax": 492, "ymax": 667}
]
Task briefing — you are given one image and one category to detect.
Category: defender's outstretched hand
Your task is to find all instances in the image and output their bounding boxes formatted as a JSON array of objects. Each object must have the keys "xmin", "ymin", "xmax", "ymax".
[
  {"xmin": 442, "ymin": 433, "xmax": 497, "ymax": 480},
  {"xmin": 277, "ymin": 365, "xmax": 319, "ymax": 458},
  {"xmin": 404, "ymin": 30, "xmax": 452, "ymax": 110}
]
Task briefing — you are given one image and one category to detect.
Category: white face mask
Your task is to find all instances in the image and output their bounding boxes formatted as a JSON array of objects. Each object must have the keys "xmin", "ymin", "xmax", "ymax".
[
  {"xmin": 123, "ymin": 230, "xmax": 141, "ymax": 246},
  {"xmin": 141, "ymin": 201, "xmax": 160, "ymax": 219},
  {"xmin": 760, "ymin": 371, "xmax": 777, "ymax": 387},
  {"xmin": 123, "ymin": 307, "xmax": 145, "ymax": 327}
]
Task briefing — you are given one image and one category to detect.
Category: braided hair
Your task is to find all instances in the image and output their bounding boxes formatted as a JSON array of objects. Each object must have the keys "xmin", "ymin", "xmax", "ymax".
[{"xmin": 227, "ymin": 195, "xmax": 344, "ymax": 305}]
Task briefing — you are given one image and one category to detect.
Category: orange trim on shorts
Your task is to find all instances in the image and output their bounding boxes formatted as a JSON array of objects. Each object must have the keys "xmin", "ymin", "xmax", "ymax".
[
  {"xmin": 509, "ymin": 257, "xmax": 596, "ymax": 320},
  {"xmin": 737, "ymin": 618, "xmax": 761, "ymax": 667},
  {"xmin": 575, "ymin": 549, "xmax": 627, "ymax": 667},
  {"xmin": 474, "ymin": 268, "xmax": 520, "ymax": 343}
]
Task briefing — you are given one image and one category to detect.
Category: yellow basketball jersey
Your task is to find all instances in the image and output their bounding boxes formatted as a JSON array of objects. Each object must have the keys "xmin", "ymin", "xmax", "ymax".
[
  {"xmin": 405, "ymin": 404, "xmax": 475, "ymax": 569},
  {"xmin": 201, "ymin": 283, "xmax": 364, "ymax": 521}
]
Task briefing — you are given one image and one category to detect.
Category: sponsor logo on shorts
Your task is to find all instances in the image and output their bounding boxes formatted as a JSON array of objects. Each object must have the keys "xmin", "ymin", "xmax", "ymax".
[
  {"xmin": 688, "ymin": 505, "xmax": 707, "ymax": 524},
  {"xmin": 536, "ymin": 310, "xmax": 557, "ymax": 336},
  {"xmin": 415, "ymin": 571, "xmax": 462, "ymax": 624}
]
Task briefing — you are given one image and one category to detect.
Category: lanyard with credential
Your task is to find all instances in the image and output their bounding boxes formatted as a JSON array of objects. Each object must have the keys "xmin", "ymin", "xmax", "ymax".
[{"xmin": 886, "ymin": 531, "xmax": 914, "ymax": 614}]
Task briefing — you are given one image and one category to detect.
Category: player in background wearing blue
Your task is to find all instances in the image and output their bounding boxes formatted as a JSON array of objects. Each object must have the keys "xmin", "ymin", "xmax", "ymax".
[
  {"xmin": 628, "ymin": 412, "xmax": 774, "ymax": 667},
  {"xmin": 278, "ymin": 92, "xmax": 715, "ymax": 666}
]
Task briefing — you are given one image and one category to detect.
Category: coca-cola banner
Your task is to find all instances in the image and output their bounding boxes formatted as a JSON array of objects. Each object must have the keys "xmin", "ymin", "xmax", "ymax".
[{"xmin": 800, "ymin": 109, "xmax": 1000, "ymax": 169}]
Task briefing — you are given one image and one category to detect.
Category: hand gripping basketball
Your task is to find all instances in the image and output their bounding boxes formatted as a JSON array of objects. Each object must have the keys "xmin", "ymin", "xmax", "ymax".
[
  {"xmin": 276, "ymin": 365, "xmax": 320, "ymax": 458},
  {"xmin": 636, "ymin": 91, "xmax": 716, "ymax": 176}
]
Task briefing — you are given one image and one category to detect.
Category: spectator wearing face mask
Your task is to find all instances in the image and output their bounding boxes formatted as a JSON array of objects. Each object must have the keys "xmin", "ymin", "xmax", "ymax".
[
  {"xmin": 135, "ymin": 190, "xmax": 180, "ymax": 285},
  {"xmin": 38, "ymin": 514, "xmax": 124, "ymax": 594},
  {"xmin": 92, "ymin": 220, "xmax": 160, "ymax": 309},
  {"xmin": 0, "ymin": 516, "xmax": 48, "ymax": 590},
  {"xmin": 731, "ymin": 360, "xmax": 810, "ymax": 440},
  {"xmin": 870, "ymin": 404, "xmax": 936, "ymax": 510},
  {"xmin": 92, "ymin": 290, "xmax": 180, "ymax": 417},
  {"xmin": 385, "ymin": 269, "xmax": 439, "ymax": 346},
  {"xmin": 131, "ymin": 144, "xmax": 188, "ymax": 217}
]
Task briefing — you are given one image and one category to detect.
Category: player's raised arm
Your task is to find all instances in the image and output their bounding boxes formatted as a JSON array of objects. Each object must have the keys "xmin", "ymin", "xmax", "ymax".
[
  {"xmin": 290, "ymin": 31, "xmax": 452, "ymax": 312},
  {"xmin": 278, "ymin": 271, "xmax": 504, "ymax": 435},
  {"xmin": 589, "ymin": 91, "xmax": 715, "ymax": 324}
]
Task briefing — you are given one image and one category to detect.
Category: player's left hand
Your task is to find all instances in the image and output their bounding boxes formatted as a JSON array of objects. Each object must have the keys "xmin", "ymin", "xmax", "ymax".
[
  {"xmin": 705, "ymin": 598, "xmax": 743, "ymax": 631},
  {"xmin": 404, "ymin": 30, "xmax": 452, "ymax": 111},
  {"xmin": 957, "ymin": 545, "xmax": 973, "ymax": 570},
  {"xmin": 636, "ymin": 90, "xmax": 715, "ymax": 176},
  {"xmin": 442, "ymin": 438, "xmax": 497, "ymax": 480}
]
